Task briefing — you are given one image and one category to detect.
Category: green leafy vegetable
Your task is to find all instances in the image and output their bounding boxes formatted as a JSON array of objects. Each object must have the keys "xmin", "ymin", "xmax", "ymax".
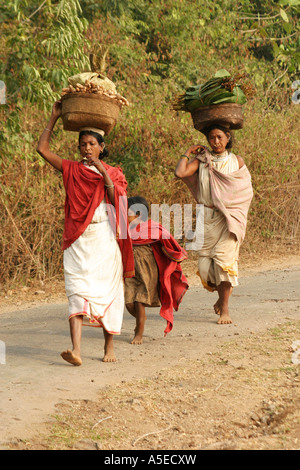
[{"xmin": 172, "ymin": 70, "xmax": 255, "ymax": 111}]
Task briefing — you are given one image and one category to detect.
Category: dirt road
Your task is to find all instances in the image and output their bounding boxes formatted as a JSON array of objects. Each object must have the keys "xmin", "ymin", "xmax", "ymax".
[{"xmin": 0, "ymin": 257, "xmax": 299, "ymax": 449}]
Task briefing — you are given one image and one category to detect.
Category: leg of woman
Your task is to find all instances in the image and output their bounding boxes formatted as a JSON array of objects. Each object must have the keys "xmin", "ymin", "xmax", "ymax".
[
  {"xmin": 216, "ymin": 281, "xmax": 233, "ymax": 324},
  {"xmin": 131, "ymin": 302, "xmax": 146, "ymax": 345},
  {"xmin": 214, "ymin": 286, "xmax": 233, "ymax": 315},
  {"xmin": 103, "ymin": 329, "xmax": 116, "ymax": 362},
  {"xmin": 61, "ymin": 315, "xmax": 83, "ymax": 366}
]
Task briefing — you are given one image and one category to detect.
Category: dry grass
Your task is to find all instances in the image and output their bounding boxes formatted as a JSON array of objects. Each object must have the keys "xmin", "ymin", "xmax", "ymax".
[
  {"xmin": 0, "ymin": 101, "xmax": 299, "ymax": 288},
  {"xmin": 0, "ymin": 159, "xmax": 65, "ymax": 286}
]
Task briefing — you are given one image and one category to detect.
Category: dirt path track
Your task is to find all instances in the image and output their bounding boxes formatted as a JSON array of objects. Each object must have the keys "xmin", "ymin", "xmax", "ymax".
[{"xmin": 0, "ymin": 257, "xmax": 299, "ymax": 448}]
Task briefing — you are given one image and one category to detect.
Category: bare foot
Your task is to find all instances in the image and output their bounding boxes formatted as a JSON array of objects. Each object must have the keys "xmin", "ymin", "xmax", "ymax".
[
  {"xmin": 103, "ymin": 332, "xmax": 117, "ymax": 362},
  {"xmin": 217, "ymin": 311, "xmax": 232, "ymax": 324},
  {"xmin": 131, "ymin": 329, "xmax": 143, "ymax": 345},
  {"xmin": 215, "ymin": 287, "xmax": 233, "ymax": 316},
  {"xmin": 214, "ymin": 299, "xmax": 221, "ymax": 315},
  {"xmin": 103, "ymin": 350, "xmax": 117, "ymax": 362},
  {"xmin": 130, "ymin": 307, "xmax": 146, "ymax": 345},
  {"xmin": 61, "ymin": 349, "xmax": 82, "ymax": 366}
]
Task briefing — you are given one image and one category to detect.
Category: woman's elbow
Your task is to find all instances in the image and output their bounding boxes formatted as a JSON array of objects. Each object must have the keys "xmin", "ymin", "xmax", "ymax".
[
  {"xmin": 174, "ymin": 168, "xmax": 183, "ymax": 178},
  {"xmin": 36, "ymin": 143, "xmax": 46, "ymax": 157}
]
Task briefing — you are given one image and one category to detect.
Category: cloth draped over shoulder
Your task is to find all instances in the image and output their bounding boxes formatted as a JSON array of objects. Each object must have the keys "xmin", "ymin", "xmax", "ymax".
[
  {"xmin": 130, "ymin": 219, "xmax": 189, "ymax": 335},
  {"xmin": 61, "ymin": 159, "xmax": 134, "ymax": 278},
  {"xmin": 182, "ymin": 149, "xmax": 253, "ymax": 244}
]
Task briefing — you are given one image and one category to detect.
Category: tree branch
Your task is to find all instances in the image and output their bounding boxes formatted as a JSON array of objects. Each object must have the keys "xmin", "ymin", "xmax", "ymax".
[{"xmin": 24, "ymin": 0, "xmax": 47, "ymax": 22}]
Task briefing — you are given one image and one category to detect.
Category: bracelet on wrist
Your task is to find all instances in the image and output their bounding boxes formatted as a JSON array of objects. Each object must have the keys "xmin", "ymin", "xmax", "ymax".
[
  {"xmin": 105, "ymin": 183, "xmax": 114, "ymax": 189},
  {"xmin": 180, "ymin": 154, "xmax": 190, "ymax": 160},
  {"xmin": 45, "ymin": 128, "xmax": 52, "ymax": 132}
]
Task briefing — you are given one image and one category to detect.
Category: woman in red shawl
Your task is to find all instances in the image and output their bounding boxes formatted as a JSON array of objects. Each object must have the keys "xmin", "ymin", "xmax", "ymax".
[
  {"xmin": 125, "ymin": 196, "xmax": 189, "ymax": 344},
  {"xmin": 37, "ymin": 100, "xmax": 134, "ymax": 365}
]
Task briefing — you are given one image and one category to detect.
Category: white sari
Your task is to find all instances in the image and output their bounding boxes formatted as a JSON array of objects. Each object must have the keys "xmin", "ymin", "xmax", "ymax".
[{"xmin": 63, "ymin": 166, "xmax": 124, "ymax": 334}]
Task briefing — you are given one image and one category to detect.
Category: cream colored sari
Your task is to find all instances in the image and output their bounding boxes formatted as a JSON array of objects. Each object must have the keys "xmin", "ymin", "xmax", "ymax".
[{"xmin": 196, "ymin": 151, "xmax": 240, "ymax": 291}]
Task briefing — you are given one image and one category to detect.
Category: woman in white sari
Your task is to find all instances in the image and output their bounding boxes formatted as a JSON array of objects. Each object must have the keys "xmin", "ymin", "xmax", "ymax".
[
  {"xmin": 175, "ymin": 125, "xmax": 253, "ymax": 325},
  {"xmin": 37, "ymin": 101, "xmax": 134, "ymax": 365}
]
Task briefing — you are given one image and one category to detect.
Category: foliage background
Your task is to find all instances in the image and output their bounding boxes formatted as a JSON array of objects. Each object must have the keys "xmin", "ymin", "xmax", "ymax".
[{"xmin": 0, "ymin": 0, "xmax": 299, "ymax": 287}]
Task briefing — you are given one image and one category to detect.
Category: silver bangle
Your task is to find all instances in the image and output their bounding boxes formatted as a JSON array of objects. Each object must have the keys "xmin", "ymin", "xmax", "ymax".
[
  {"xmin": 45, "ymin": 128, "xmax": 52, "ymax": 132},
  {"xmin": 105, "ymin": 184, "xmax": 114, "ymax": 189}
]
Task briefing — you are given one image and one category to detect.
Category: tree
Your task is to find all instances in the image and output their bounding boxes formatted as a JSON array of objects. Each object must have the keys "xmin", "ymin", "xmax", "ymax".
[
  {"xmin": 237, "ymin": 0, "xmax": 300, "ymax": 81},
  {"xmin": 0, "ymin": 0, "xmax": 90, "ymax": 109}
]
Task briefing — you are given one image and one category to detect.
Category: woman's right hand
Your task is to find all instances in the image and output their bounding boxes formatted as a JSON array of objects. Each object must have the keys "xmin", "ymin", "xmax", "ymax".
[
  {"xmin": 185, "ymin": 145, "xmax": 206, "ymax": 157},
  {"xmin": 175, "ymin": 145, "xmax": 202, "ymax": 179},
  {"xmin": 51, "ymin": 100, "xmax": 62, "ymax": 119}
]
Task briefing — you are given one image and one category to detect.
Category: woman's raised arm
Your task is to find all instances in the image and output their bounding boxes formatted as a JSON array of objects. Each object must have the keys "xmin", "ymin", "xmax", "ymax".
[
  {"xmin": 174, "ymin": 145, "xmax": 204, "ymax": 178},
  {"xmin": 37, "ymin": 101, "xmax": 63, "ymax": 172}
]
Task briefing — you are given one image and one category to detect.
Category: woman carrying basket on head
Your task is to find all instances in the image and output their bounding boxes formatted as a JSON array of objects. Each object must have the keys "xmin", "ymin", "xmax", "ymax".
[
  {"xmin": 37, "ymin": 100, "xmax": 134, "ymax": 365},
  {"xmin": 175, "ymin": 124, "xmax": 253, "ymax": 325}
]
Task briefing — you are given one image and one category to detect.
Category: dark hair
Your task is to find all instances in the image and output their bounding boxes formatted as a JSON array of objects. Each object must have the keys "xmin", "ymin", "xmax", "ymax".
[
  {"xmin": 203, "ymin": 124, "xmax": 234, "ymax": 149},
  {"xmin": 128, "ymin": 196, "xmax": 149, "ymax": 221},
  {"xmin": 78, "ymin": 130, "xmax": 109, "ymax": 158}
]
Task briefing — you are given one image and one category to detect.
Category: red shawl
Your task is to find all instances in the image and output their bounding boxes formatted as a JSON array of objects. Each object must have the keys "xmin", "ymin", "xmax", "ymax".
[
  {"xmin": 130, "ymin": 219, "xmax": 189, "ymax": 335},
  {"xmin": 61, "ymin": 159, "xmax": 134, "ymax": 278}
]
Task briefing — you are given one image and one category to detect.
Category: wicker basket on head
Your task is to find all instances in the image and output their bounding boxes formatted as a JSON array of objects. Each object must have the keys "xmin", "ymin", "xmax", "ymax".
[
  {"xmin": 191, "ymin": 103, "xmax": 243, "ymax": 133},
  {"xmin": 61, "ymin": 93, "xmax": 122, "ymax": 135}
]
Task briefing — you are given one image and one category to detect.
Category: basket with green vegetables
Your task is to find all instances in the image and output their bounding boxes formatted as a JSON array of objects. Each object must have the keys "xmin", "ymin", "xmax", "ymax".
[{"xmin": 172, "ymin": 69, "xmax": 255, "ymax": 132}]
